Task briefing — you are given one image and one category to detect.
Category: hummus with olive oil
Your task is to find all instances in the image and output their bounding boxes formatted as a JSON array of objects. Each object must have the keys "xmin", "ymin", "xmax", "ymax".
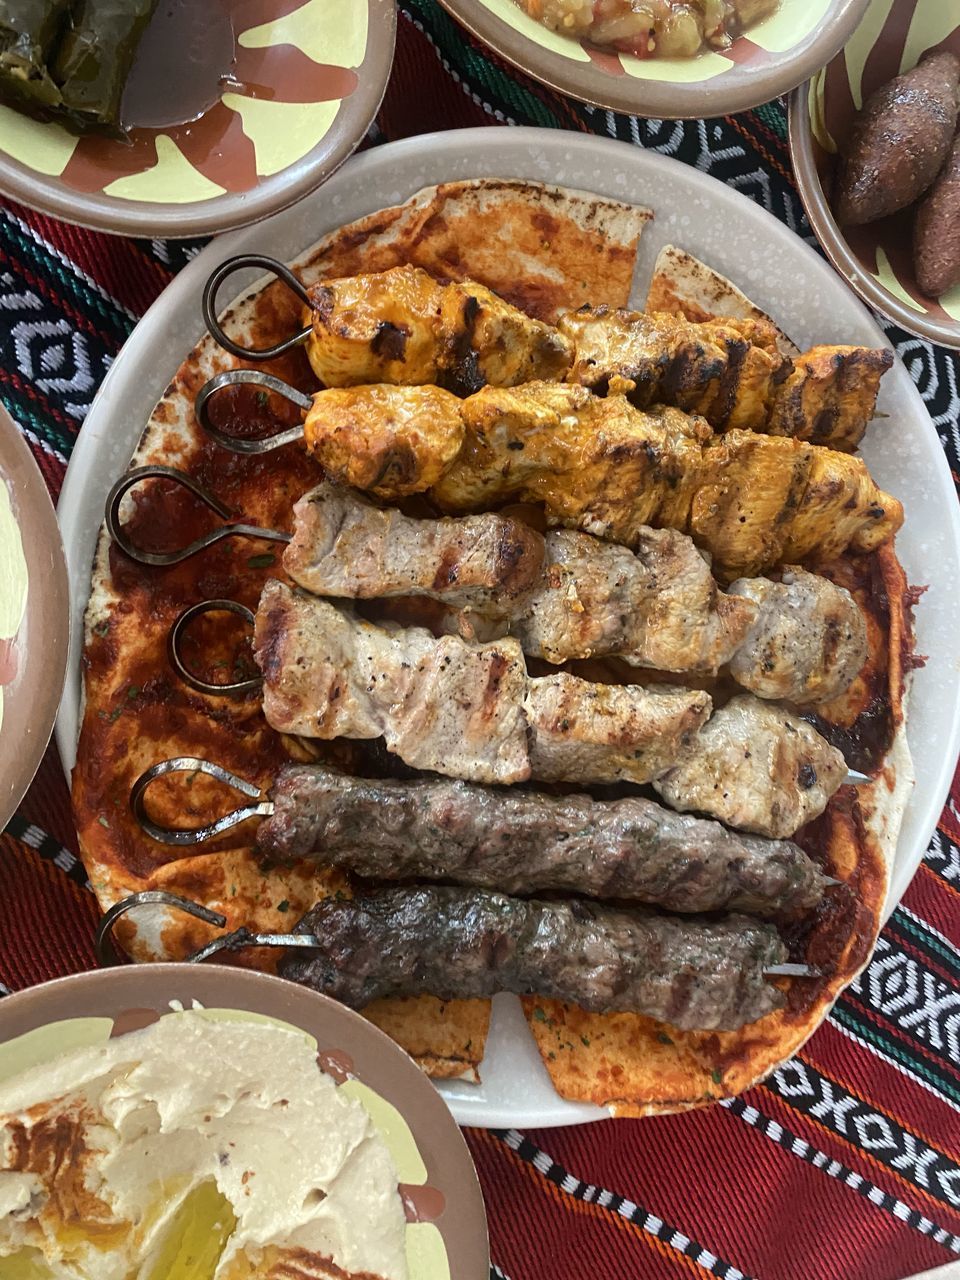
[
  {"xmin": 0, "ymin": 1011, "xmax": 408, "ymax": 1279},
  {"xmin": 0, "ymin": 477, "xmax": 27, "ymax": 732}
]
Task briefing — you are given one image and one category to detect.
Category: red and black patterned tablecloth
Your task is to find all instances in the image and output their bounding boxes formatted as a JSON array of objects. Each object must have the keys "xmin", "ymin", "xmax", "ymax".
[{"xmin": 2, "ymin": 6, "xmax": 960, "ymax": 1279}]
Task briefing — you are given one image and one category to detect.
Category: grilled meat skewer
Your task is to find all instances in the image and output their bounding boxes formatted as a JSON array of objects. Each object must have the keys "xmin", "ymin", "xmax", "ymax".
[
  {"xmin": 259, "ymin": 765, "xmax": 831, "ymax": 917},
  {"xmin": 514, "ymin": 530, "xmax": 867, "ymax": 703},
  {"xmin": 284, "ymin": 481, "xmax": 544, "ymax": 612},
  {"xmin": 282, "ymin": 886, "xmax": 791, "ymax": 1031},
  {"xmin": 302, "ymin": 381, "xmax": 902, "ymax": 581},
  {"xmin": 560, "ymin": 306, "xmax": 893, "ymax": 450},
  {"xmin": 305, "ymin": 264, "xmax": 573, "ymax": 393},
  {"xmin": 304, "ymin": 266, "xmax": 890, "ymax": 448},
  {"xmin": 254, "ymin": 580, "xmax": 710, "ymax": 788},
  {"xmin": 282, "ymin": 485, "xmax": 867, "ymax": 705},
  {"xmin": 253, "ymin": 583, "xmax": 847, "ymax": 838}
]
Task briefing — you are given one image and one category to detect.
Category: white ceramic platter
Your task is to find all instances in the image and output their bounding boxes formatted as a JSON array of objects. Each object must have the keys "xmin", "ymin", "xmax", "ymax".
[{"xmin": 57, "ymin": 128, "xmax": 960, "ymax": 1129}]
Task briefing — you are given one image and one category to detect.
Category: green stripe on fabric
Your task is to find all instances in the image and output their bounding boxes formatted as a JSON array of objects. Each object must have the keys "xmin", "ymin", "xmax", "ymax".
[
  {"xmin": 755, "ymin": 99, "xmax": 787, "ymax": 141},
  {"xmin": 889, "ymin": 909, "xmax": 960, "ymax": 976},
  {"xmin": 402, "ymin": 0, "xmax": 565, "ymax": 129},
  {"xmin": 832, "ymin": 1003, "xmax": 960, "ymax": 1107},
  {"xmin": 0, "ymin": 387, "xmax": 75, "ymax": 457},
  {"xmin": 0, "ymin": 212, "xmax": 134, "ymax": 341}
]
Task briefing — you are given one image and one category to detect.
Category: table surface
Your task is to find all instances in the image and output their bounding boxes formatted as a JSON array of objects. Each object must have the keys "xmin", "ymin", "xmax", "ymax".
[{"xmin": 2, "ymin": 6, "xmax": 960, "ymax": 1279}]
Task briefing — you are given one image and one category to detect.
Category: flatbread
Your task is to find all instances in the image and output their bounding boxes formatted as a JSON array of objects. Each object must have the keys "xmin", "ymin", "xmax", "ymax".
[
  {"xmin": 646, "ymin": 244, "xmax": 800, "ymax": 355},
  {"xmin": 72, "ymin": 180, "xmax": 912, "ymax": 1113},
  {"xmin": 72, "ymin": 180, "xmax": 652, "ymax": 1085}
]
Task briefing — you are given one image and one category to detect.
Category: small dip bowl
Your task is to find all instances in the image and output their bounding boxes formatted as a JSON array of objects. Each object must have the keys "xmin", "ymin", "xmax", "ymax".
[{"xmin": 789, "ymin": 0, "xmax": 960, "ymax": 349}]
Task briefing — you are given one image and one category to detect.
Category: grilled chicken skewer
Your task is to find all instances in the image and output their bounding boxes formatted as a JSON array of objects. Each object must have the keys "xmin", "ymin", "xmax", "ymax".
[
  {"xmin": 281, "ymin": 886, "xmax": 793, "ymax": 1031},
  {"xmin": 560, "ymin": 306, "xmax": 892, "ymax": 450},
  {"xmin": 253, "ymin": 582, "xmax": 847, "ymax": 837},
  {"xmin": 304, "ymin": 263, "xmax": 574, "ymax": 394},
  {"xmin": 303, "ymin": 265, "xmax": 890, "ymax": 448},
  {"xmin": 259, "ymin": 765, "xmax": 832, "ymax": 917},
  {"xmin": 284, "ymin": 484, "xmax": 868, "ymax": 704},
  {"xmin": 300, "ymin": 381, "xmax": 902, "ymax": 581}
]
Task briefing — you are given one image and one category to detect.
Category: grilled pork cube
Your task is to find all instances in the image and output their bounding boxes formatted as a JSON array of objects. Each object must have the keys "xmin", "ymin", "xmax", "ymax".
[
  {"xmin": 284, "ymin": 481, "xmax": 544, "ymax": 610},
  {"xmin": 253, "ymin": 581, "xmax": 530, "ymax": 785},
  {"xmin": 513, "ymin": 527, "xmax": 755, "ymax": 674},
  {"xmin": 524, "ymin": 672, "xmax": 711, "ymax": 786},
  {"xmin": 728, "ymin": 567, "xmax": 868, "ymax": 706},
  {"xmin": 653, "ymin": 693, "xmax": 847, "ymax": 839}
]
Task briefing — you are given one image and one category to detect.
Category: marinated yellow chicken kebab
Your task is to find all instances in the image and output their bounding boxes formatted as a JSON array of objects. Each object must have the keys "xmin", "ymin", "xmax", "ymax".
[
  {"xmin": 303, "ymin": 264, "xmax": 891, "ymax": 449},
  {"xmin": 300, "ymin": 380, "xmax": 903, "ymax": 581}
]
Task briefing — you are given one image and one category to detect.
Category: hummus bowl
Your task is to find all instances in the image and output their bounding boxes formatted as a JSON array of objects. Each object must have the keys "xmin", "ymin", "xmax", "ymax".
[{"xmin": 0, "ymin": 964, "xmax": 488, "ymax": 1280}]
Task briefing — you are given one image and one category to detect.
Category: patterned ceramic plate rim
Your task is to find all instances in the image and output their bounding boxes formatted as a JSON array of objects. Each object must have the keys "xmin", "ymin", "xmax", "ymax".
[
  {"xmin": 0, "ymin": 404, "xmax": 68, "ymax": 831},
  {"xmin": 436, "ymin": 0, "xmax": 870, "ymax": 118},
  {"xmin": 0, "ymin": 0, "xmax": 396, "ymax": 239}
]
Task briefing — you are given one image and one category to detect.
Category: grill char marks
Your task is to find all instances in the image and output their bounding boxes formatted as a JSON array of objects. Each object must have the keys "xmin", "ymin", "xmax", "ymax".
[
  {"xmin": 559, "ymin": 306, "xmax": 891, "ymax": 449},
  {"xmin": 654, "ymin": 694, "xmax": 848, "ymax": 839},
  {"xmin": 260, "ymin": 764, "xmax": 830, "ymax": 917},
  {"xmin": 728, "ymin": 567, "xmax": 868, "ymax": 705},
  {"xmin": 513, "ymin": 526, "xmax": 756, "ymax": 674},
  {"xmin": 252, "ymin": 580, "xmax": 531, "ymax": 785},
  {"xmin": 283, "ymin": 481, "xmax": 544, "ymax": 610},
  {"xmin": 282, "ymin": 886, "xmax": 789, "ymax": 1031}
]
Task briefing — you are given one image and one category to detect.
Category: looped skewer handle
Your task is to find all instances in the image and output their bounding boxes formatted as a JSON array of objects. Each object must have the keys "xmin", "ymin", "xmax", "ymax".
[
  {"xmin": 202, "ymin": 254, "xmax": 313, "ymax": 361},
  {"xmin": 95, "ymin": 891, "xmax": 227, "ymax": 967},
  {"xmin": 131, "ymin": 757, "xmax": 273, "ymax": 845},
  {"xmin": 168, "ymin": 599, "xmax": 261, "ymax": 698},
  {"xmin": 195, "ymin": 370, "xmax": 312, "ymax": 454},
  {"xmin": 106, "ymin": 465, "xmax": 290, "ymax": 566},
  {"xmin": 187, "ymin": 927, "xmax": 323, "ymax": 965}
]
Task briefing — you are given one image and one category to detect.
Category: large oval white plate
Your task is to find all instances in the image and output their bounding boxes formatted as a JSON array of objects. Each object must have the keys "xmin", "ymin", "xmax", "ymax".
[{"xmin": 57, "ymin": 128, "xmax": 960, "ymax": 1129}]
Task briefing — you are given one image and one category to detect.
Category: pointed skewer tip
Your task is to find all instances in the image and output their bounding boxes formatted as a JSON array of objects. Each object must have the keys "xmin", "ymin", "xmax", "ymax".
[{"xmin": 764, "ymin": 963, "xmax": 821, "ymax": 979}]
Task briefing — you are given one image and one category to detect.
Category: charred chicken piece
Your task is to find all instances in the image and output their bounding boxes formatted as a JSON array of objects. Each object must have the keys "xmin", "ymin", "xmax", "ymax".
[
  {"xmin": 514, "ymin": 526, "xmax": 756, "ymax": 674},
  {"xmin": 302, "ymin": 383, "xmax": 465, "ymax": 498},
  {"xmin": 302, "ymin": 382, "xmax": 902, "ymax": 581},
  {"xmin": 304, "ymin": 264, "xmax": 572, "ymax": 394},
  {"xmin": 260, "ymin": 765, "xmax": 831, "ymax": 918},
  {"xmin": 524, "ymin": 672, "xmax": 711, "ymax": 786},
  {"xmin": 653, "ymin": 694, "xmax": 848, "ymax": 839},
  {"xmin": 284, "ymin": 481, "xmax": 544, "ymax": 610},
  {"xmin": 282, "ymin": 886, "xmax": 790, "ymax": 1031},
  {"xmin": 727, "ymin": 567, "xmax": 868, "ymax": 706},
  {"xmin": 561, "ymin": 306, "xmax": 892, "ymax": 450},
  {"xmin": 253, "ymin": 581, "xmax": 531, "ymax": 785}
]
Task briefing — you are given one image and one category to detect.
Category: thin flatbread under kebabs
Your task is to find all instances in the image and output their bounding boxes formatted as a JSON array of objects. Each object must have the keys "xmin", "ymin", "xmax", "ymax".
[{"xmin": 73, "ymin": 180, "xmax": 913, "ymax": 1113}]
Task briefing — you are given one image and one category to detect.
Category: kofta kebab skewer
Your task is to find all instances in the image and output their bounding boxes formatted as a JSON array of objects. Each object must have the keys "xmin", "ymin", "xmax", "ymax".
[
  {"xmin": 195, "ymin": 374, "xmax": 901, "ymax": 585},
  {"xmin": 109, "ymin": 469, "xmax": 868, "ymax": 703},
  {"xmin": 129, "ymin": 758, "xmax": 837, "ymax": 919},
  {"xmin": 96, "ymin": 882, "xmax": 811, "ymax": 1033},
  {"xmin": 203, "ymin": 256, "xmax": 892, "ymax": 449}
]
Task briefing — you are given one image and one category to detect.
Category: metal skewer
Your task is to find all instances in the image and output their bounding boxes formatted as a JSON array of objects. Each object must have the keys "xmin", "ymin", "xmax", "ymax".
[
  {"xmin": 105, "ymin": 465, "xmax": 291, "ymax": 567},
  {"xmin": 94, "ymin": 886, "xmax": 822, "ymax": 981},
  {"xmin": 194, "ymin": 369, "xmax": 311, "ymax": 454},
  {"xmin": 202, "ymin": 254, "xmax": 313, "ymax": 361}
]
